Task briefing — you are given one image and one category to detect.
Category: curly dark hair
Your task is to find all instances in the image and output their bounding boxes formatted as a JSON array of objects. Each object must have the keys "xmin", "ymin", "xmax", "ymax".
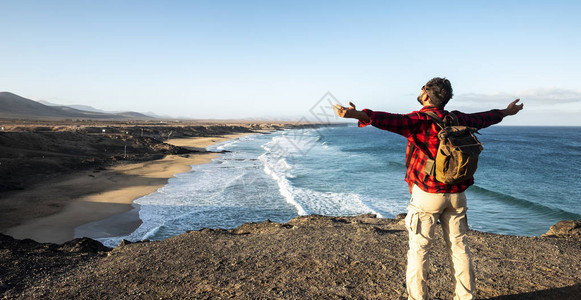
[{"xmin": 424, "ymin": 77, "xmax": 453, "ymax": 108}]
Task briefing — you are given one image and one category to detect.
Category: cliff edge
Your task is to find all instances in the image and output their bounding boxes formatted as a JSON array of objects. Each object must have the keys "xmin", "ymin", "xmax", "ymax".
[{"xmin": 1, "ymin": 215, "xmax": 580, "ymax": 299}]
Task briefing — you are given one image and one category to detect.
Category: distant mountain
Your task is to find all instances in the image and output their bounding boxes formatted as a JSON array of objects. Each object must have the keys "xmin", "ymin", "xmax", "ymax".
[
  {"xmin": 0, "ymin": 92, "xmax": 156, "ymax": 120},
  {"xmin": 142, "ymin": 111, "xmax": 173, "ymax": 119},
  {"xmin": 37, "ymin": 100, "xmax": 107, "ymax": 113},
  {"xmin": 37, "ymin": 99, "xmax": 163, "ymax": 119}
]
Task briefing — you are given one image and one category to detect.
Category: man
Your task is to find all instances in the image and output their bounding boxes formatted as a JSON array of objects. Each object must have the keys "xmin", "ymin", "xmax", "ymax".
[{"xmin": 333, "ymin": 77, "xmax": 523, "ymax": 300}]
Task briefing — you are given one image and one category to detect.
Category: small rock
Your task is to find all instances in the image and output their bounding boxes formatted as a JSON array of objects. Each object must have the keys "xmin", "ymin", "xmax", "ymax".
[
  {"xmin": 60, "ymin": 237, "xmax": 111, "ymax": 253},
  {"xmin": 542, "ymin": 220, "xmax": 581, "ymax": 238},
  {"xmin": 117, "ymin": 239, "xmax": 133, "ymax": 247},
  {"xmin": 395, "ymin": 213, "xmax": 407, "ymax": 221}
]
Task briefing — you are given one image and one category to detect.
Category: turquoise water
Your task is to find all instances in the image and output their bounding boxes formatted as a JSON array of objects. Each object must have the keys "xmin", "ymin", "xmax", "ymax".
[{"xmin": 100, "ymin": 125, "xmax": 581, "ymax": 246}]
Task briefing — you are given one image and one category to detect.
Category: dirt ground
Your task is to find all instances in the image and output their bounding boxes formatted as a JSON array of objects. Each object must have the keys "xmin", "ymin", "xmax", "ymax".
[{"xmin": 1, "ymin": 215, "xmax": 580, "ymax": 299}]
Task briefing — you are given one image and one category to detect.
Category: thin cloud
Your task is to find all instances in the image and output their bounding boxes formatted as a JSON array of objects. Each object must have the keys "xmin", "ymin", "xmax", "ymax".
[
  {"xmin": 451, "ymin": 88, "xmax": 581, "ymax": 110},
  {"xmin": 445, "ymin": 88, "xmax": 581, "ymax": 126}
]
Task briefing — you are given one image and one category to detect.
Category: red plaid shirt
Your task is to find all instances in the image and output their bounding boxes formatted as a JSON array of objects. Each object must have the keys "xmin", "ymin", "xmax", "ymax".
[{"xmin": 359, "ymin": 107, "xmax": 505, "ymax": 194}]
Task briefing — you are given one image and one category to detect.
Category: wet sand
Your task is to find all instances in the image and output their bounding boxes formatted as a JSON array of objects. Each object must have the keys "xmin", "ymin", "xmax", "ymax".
[{"xmin": 4, "ymin": 133, "xmax": 253, "ymax": 243}]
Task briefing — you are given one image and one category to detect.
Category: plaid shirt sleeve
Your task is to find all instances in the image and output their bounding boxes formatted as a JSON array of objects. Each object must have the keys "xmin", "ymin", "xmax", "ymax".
[
  {"xmin": 357, "ymin": 109, "xmax": 428, "ymax": 137},
  {"xmin": 358, "ymin": 107, "xmax": 505, "ymax": 194},
  {"xmin": 452, "ymin": 109, "xmax": 505, "ymax": 129}
]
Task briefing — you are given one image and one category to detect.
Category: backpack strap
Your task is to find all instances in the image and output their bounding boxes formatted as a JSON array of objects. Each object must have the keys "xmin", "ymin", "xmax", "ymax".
[
  {"xmin": 405, "ymin": 113, "xmax": 433, "ymax": 168},
  {"xmin": 405, "ymin": 143, "xmax": 415, "ymax": 168},
  {"xmin": 406, "ymin": 112, "xmax": 436, "ymax": 162},
  {"xmin": 406, "ymin": 112, "xmax": 436, "ymax": 163},
  {"xmin": 422, "ymin": 111, "xmax": 444, "ymax": 130},
  {"xmin": 422, "ymin": 111, "xmax": 459, "ymax": 129},
  {"xmin": 447, "ymin": 112, "xmax": 459, "ymax": 126},
  {"xmin": 405, "ymin": 140, "xmax": 433, "ymax": 167}
]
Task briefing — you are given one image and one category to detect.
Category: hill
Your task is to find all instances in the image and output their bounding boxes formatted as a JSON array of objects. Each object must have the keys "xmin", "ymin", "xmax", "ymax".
[
  {"xmin": 0, "ymin": 92, "xmax": 155, "ymax": 120},
  {"xmin": 37, "ymin": 99, "xmax": 160, "ymax": 119}
]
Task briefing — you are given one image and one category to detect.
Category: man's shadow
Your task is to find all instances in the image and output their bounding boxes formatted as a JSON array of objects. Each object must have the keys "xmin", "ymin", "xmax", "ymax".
[{"xmin": 486, "ymin": 283, "xmax": 581, "ymax": 300}]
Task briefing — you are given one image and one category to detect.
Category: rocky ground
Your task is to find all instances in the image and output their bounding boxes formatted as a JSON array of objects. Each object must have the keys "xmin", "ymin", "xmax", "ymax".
[{"xmin": 1, "ymin": 215, "xmax": 579, "ymax": 299}]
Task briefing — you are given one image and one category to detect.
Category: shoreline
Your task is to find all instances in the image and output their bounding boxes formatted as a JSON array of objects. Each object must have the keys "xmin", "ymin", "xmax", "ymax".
[{"xmin": 4, "ymin": 132, "xmax": 256, "ymax": 244}]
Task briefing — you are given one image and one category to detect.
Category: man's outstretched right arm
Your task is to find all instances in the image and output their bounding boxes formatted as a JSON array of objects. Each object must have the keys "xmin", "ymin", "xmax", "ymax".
[
  {"xmin": 333, "ymin": 102, "xmax": 370, "ymax": 124},
  {"xmin": 333, "ymin": 102, "xmax": 424, "ymax": 137}
]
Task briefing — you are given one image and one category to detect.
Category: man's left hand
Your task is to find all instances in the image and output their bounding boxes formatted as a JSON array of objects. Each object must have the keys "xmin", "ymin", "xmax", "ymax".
[{"xmin": 503, "ymin": 99, "xmax": 524, "ymax": 116}]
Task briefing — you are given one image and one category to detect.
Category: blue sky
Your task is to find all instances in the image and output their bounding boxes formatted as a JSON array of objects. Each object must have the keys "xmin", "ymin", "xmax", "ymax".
[{"xmin": 1, "ymin": 0, "xmax": 580, "ymax": 125}]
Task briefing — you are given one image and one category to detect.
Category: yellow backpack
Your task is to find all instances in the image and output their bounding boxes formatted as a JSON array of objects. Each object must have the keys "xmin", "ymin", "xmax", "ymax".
[{"xmin": 421, "ymin": 111, "xmax": 483, "ymax": 184}]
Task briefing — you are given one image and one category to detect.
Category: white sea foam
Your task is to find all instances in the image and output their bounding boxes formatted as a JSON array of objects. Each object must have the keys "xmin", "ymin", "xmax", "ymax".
[
  {"xmin": 98, "ymin": 127, "xmax": 410, "ymax": 247},
  {"xmin": 258, "ymin": 130, "xmax": 384, "ymax": 218},
  {"xmin": 259, "ymin": 153, "xmax": 307, "ymax": 215},
  {"xmin": 141, "ymin": 225, "xmax": 163, "ymax": 241}
]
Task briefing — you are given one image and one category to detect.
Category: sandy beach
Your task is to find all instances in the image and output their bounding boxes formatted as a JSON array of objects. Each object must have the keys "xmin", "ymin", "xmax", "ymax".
[{"xmin": 3, "ymin": 132, "xmax": 255, "ymax": 243}]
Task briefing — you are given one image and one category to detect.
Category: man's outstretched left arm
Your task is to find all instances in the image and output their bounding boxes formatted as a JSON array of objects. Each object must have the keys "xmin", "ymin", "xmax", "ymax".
[{"xmin": 455, "ymin": 99, "xmax": 524, "ymax": 129}]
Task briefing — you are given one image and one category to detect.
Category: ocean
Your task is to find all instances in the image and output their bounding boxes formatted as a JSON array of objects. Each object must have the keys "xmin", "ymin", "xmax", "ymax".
[{"xmin": 99, "ymin": 125, "xmax": 581, "ymax": 247}]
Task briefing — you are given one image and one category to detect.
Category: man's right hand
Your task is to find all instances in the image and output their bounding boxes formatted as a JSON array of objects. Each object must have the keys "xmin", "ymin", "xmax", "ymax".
[
  {"xmin": 333, "ymin": 102, "xmax": 371, "ymax": 123},
  {"xmin": 333, "ymin": 102, "xmax": 358, "ymax": 118}
]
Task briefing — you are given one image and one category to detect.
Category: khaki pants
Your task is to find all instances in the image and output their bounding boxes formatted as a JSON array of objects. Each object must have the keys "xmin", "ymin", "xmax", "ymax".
[{"xmin": 405, "ymin": 185, "xmax": 475, "ymax": 300}]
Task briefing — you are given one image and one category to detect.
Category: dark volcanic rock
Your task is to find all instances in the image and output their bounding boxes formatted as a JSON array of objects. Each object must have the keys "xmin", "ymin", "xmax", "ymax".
[
  {"xmin": 0, "ymin": 234, "xmax": 110, "ymax": 297},
  {"xmin": 59, "ymin": 237, "xmax": 112, "ymax": 253}
]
